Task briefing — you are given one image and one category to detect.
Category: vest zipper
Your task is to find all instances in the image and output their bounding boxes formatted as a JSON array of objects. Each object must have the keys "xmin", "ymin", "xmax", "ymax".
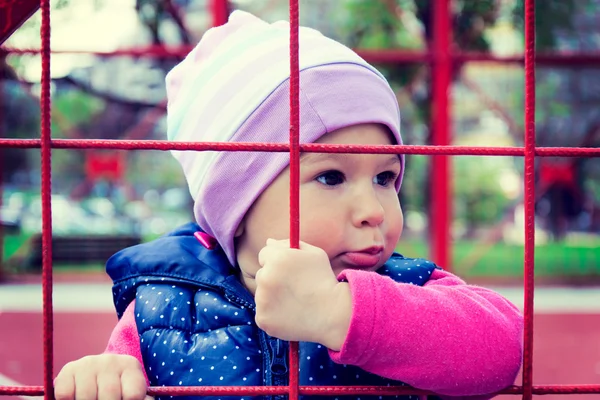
[
  {"xmin": 268, "ymin": 337, "xmax": 288, "ymax": 400},
  {"xmin": 225, "ymin": 293, "xmax": 290, "ymax": 398},
  {"xmin": 224, "ymin": 293, "xmax": 255, "ymax": 311},
  {"xmin": 269, "ymin": 338, "xmax": 288, "ymax": 376}
]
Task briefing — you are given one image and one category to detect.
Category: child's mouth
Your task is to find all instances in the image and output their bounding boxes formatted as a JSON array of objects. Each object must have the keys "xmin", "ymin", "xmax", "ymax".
[{"xmin": 340, "ymin": 249, "xmax": 383, "ymax": 268}]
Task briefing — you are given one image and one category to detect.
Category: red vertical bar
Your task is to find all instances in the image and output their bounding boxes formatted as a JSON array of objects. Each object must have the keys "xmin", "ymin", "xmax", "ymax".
[
  {"xmin": 210, "ymin": 0, "xmax": 229, "ymax": 27},
  {"xmin": 288, "ymin": 0, "xmax": 300, "ymax": 400},
  {"xmin": 0, "ymin": 61, "xmax": 4, "ymax": 279},
  {"xmin": 288, "ymin": 0, "xmax": 300, "ymax": 248},
  {"xmin": 40, "ymin": 0, "xmax": 54, "ymax": 399},
  {"xmin": 430, "ymin": 0, "xmax": 452, "ymax": 270},
  {"xmin": 522, "ymin": 0, "xmax": 536, "ymax": 399}
]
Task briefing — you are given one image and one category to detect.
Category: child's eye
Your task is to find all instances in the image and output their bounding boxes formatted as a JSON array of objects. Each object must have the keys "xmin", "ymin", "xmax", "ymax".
[
  {"xmin": 374, "ymin": 171, "xmax": 398, "ymax": 187},
  {"xmin": 316, "ymin": 170, "xmax": 345, "ymax": 186}
]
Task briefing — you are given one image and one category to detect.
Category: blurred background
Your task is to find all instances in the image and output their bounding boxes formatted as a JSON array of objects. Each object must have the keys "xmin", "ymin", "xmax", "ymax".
[
  {"xmin": 0, "ymin": 0, "xmax": 599, "ymax": 398},
  {"xmin": 0, "ymin": 0, "xmax": 599, "ymax": 281}
]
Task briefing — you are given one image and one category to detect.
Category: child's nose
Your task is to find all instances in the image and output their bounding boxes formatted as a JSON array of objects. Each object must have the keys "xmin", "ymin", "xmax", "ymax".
[{"xmin": 352, "ymin": 188, "xmax": 385, "ymax": 227}]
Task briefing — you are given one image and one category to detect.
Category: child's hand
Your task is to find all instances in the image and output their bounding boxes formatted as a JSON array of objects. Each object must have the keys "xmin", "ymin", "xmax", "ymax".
[
  {"xmin": 54, "ymin": 354, "xmax": 149, "ymax": 400},
  {"xmin": 256, "ymin": 239, "xmax": 351, "ymax": 350}
]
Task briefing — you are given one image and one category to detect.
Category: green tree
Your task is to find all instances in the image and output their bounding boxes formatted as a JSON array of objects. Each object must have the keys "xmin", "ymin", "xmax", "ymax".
[
  {"xmin": 338, "ymin": 0, "xmax": 593, "ymax": 228},
  {"xmin": 453, "ymin": 156, "xmax": 513, "ymax": 233},
  {"xmin": 0, "ymin": 56, "xmax": 39, "ymax": 184}
]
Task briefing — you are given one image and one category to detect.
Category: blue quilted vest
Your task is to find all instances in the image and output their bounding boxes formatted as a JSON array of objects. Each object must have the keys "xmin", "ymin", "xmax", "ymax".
[{"xmin": 108, "ymin": 223, "xmax": 441, "ymax": 400}]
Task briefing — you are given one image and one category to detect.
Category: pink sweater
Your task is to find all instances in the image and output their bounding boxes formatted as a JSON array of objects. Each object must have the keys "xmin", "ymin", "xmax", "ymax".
[{"xmin": 105, "ymin": 268, "xmax": 523, "ymax": 399}]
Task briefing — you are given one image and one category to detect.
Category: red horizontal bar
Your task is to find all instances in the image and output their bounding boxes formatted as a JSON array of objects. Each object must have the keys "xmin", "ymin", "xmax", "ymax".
[
  {"xmin": 0, "ymin": 386, "xmax": 45, "ymax": 396},
  {"xmin": 303, "ymin": 385, "xmax": 600, "ymax": 395},
  {"xmin": 3, "ymin": 46, "xmax": 600, "ymax": 65},
  {"xmin": 0, "ymin": 138, "xmax": 598, "ymax": 157},
  {"xmin": 504, "ymin": 385, "xmax": 600, "ymax": 395},
  {"xmin": 148, "ymin": 385, "xmax": 430, "ymax": 397},
  {"xmin": 454, "ymin": 51, "xmax": 600, "ymax": 66},
  {"xmin": 150, "ymin": 386, "xmax": 288, "ymax": 396},
  {"xmin": 355, "ymin": 49, "xmax": 430, "ymax": 63},
  {"xmin": 359, "ymin": 50, "xmax": 600, "ymax": 66},
  {"xmin": 3, "ymin": 384, "xmax": 600, "ymax": 397},
  {"xmin": 1, "ymin": 45, "xmax": 191, "ymax": 57},
  {"xmin": 535, "ymin": 147, "xmax": 599, "ymax": 157}
]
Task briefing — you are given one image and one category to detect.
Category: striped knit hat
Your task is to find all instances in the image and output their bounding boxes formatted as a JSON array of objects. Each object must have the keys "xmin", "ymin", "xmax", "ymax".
[{"xmin": 166, "ymin": 10, "xmax": 402, "ymax": 265}]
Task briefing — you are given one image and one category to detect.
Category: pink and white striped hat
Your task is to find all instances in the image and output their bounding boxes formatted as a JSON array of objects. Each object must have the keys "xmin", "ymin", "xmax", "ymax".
[{"xmin": 166, "ymin": 10, "xmax": 402, "ymax": 265}]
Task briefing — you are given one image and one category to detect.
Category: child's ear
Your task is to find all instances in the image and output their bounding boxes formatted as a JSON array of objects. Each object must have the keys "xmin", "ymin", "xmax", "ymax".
[{"xmin": 234, "ymin": 221, "xmax": 245, "ymax": 238}]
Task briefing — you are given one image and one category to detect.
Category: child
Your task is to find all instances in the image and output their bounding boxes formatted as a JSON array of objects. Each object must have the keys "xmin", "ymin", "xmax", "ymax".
[{"xmin": 54, "ymin": 10, "xmax": 523, "ymax": 400}]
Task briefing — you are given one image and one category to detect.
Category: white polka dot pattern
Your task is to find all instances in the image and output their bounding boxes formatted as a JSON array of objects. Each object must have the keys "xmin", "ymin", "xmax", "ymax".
[{"xmin": 107, "ymin": 223, "xmax": 440, "ymax": 400}]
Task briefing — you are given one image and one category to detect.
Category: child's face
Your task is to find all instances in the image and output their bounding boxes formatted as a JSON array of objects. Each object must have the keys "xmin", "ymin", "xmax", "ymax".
[{"xmin": 236, "ymin": 123, "xmax": 403, "ymax": 290}]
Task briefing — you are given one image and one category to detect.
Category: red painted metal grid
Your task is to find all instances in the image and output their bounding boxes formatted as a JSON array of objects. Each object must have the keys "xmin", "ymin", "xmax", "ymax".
[
  {"xmin": 210, "ymin": 0, "xmax": 228, "ymax": 27},
  {"xmin": 521, "ymin": 0, "xmax": 536, "ymax": 398},
  {"xmin": 5, "ymin": 47, "xmax": 600, "ymax": 67},
  {"xmin": 1, "ymin": 0, "xmax": 600, "ymax": 399},
  {"xmin": 2, "ymin": 139, "xmax": 599, "ymax": 157},
  {"xmin": 40, "ymin": 0, "xmax": 54, "ymax": 399},
  {"xmin": 430, "ymin": 0, "xmax": 451, "ymax": 281},
  {"xmin": 288, "ymin": 1, "xmax": 300, "ymax": 400}
]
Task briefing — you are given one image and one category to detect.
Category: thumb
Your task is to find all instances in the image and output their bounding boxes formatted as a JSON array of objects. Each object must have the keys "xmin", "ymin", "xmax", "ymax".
[{"xmin": 258, "ymin": 244, "xmax": 271, "ymax": 267}]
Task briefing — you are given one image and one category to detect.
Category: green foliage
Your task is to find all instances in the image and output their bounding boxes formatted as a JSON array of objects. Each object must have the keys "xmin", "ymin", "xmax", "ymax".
[
  {"xmin": 2, "ymin": 233, "xmax": 31, "ymax": 261},
  {"xmin": 453, "ymin": 156, "xmax": 512, "ymax": 226},
  {"xmin": 396, "ymin": 238, "xmax": 600, "ymax": 277},
  {"xmin": 1, "ymin": 81, "xmax": 41, "ymax": 180},
  {"xmin": 583, "ymin": 160, "xmax": 600, "ymax": 202},
  {"xmin": 399, "ymin": 155, "xmax": 427, "ymax": 212},
  {"xmin": 342, "ymin": 0, "xmax": 422, "ymax": 49},
  {"xmin": 512, "ymin": 0, "xmax": 578, "ymax": 51},
  {"xmin": 51, "ymin": 149, "xmax": 86, "ymax": 183},
  {"xmin": 45, "ymin": 91, "xmax": 105, "ymax": 184},
  {"xmin": 338, "ymin": 0, "xmax": 592, "ymax": 227},
  {"xmin": 344, "ymin": 0, "xmax": 501, "ymax": 51},
  {"xmin": 52, "ymin": 90, "xmax": 105, "ymax": 138},
  {"xmin": 54, "ymin": 91, "xmax": 104, "ymax": 126},
  {"xmin": 453, "ymin": 0, "xmax": 499, "ymax": 51},
  {"xmin": 402, "ymin": 154, "xmax": 515, "ymax": 229},
  {"xmin": 127, "ymin": 151, "xmax": 186, "ymax": 190},
  {"xmin": 1, "ymin": 81, "xmax": 39, "ymax": 138}
]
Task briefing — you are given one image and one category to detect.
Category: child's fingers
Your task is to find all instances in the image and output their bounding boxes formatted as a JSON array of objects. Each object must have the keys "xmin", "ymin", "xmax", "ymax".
[
  {"xmin": 120, "ymin": 364, "xmax": 149, "ymax": 400},
  {"xmin": 96, "ymin": 372, "xmax": 122, "ymax": 400},
  {"xmin": 266, "ymin": 238, "xmax": 288, "ymax": 247},
  {"xmin": 257, "ymin": 244, "xmax": 275, "ymax": 267},
  {"xmin": 54, "ymin": 370, "xmax": 76, "ymax": 400},
  {"xmin": 257, "ymin": 243, "xmax": 286, "ymax": 269},
  {"xmin": 73, "ymin": 369, "xmax": 98, "ymax": 400}
]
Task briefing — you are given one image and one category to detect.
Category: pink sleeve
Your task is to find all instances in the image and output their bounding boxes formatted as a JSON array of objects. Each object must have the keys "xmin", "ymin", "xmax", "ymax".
[
  {"xmin": 328, "ymin": 268, "xmax": 523, "ymax": 398},
  {"xmin": 104, "ymin": 300, "xmax": 148, "ymax": 383}
]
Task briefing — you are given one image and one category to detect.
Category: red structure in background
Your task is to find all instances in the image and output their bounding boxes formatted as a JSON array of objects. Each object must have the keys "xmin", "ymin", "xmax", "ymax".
[
  {"xmin": 539, "ymin": 162, "xmax": 577, "ymax": 191},
  {"xmin": 210, "ymin": 0, "xmax": 229, "ymax": 27},
  {"xmin": 85, "ymin": 152, "xmax": 126, "ymax": 182},
  {"xmin": 0, "ymin": 0, "xmax": 600, "ymax": 399},
  {"xmin": 3, "ymin": 1, "xmax": 600, "ymax": 271},
  {"xmin": 430, "ymin": 0, "xmax": 452, "ymax": 277},
  {"xmin": 0, "ymin": 0, "xmax": 38, "ymax": 44}
]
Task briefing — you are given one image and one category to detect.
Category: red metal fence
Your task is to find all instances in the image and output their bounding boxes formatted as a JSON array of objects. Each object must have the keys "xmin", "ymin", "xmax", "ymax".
[{"xmin": 0, "ymin": 0, "xmax": 599, "ymax": 399}]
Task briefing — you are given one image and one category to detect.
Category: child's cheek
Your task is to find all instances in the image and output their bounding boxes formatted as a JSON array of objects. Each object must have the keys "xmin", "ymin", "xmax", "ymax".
[
  {"xmin": 299, "ymin": 217, "xmax": 341, "ymax": 254},
  {"xmin": 387, "ymin": 206, "xmax": 404, "ymax": 243}
]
